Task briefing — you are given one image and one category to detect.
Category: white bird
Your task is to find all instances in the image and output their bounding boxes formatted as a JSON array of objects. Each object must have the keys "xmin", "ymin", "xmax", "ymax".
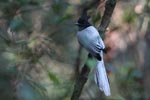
[{"xmin": 75, "ymin": 14, "xmax": 111, "ymax": 96}]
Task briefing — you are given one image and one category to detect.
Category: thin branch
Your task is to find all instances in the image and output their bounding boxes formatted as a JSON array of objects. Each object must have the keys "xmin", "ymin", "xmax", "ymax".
[{"xmin": 71, "ymin": 0, "xmax": 116, "ymax": 100}]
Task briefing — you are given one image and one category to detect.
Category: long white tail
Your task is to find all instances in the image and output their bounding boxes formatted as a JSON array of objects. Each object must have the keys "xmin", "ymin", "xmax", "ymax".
[{"xmin": 94, "ymin": 53, "xmax": 111, "ymax": 96}]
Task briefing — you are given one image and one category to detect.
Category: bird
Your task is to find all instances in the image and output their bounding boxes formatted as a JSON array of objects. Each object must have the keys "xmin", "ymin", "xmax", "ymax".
[{"xmin": 75, "ymin": 14, "xmax": 111, "ymax": 96}]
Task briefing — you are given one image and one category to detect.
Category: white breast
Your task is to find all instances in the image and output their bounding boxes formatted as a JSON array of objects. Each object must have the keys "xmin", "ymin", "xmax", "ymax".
[
  {"xmin": 77, "ymin": 26, "xmax": 97, "ymax": 44},
  {"xmin": 77, "ymin": 26, "xmax": 105, "ymax": 48},
  {"xmin": 77, "ymin": 26, "xmax": 99, "ymax": 39}
]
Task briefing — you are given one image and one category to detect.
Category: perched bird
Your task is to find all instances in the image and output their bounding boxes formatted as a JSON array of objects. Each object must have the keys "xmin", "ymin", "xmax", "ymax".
[{"xmin": 75, "ymin": 14, "xmax": 111, "ymax": 96}]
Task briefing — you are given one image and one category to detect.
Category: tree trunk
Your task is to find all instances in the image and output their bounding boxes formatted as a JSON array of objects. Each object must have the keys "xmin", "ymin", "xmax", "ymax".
[{"xmin": 144, "ymin": 20, "xmax": 150, "ymax": 100}]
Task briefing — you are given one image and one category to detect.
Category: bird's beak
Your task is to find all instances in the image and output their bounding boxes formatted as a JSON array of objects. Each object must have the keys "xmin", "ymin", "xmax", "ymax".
[
  {"xmin": 74, "ymin": 22, "xmax": 81, "ymax": 26},
  {"xmin": 74, "ymin": 22, "xmax": 79, "ymax": 25}
]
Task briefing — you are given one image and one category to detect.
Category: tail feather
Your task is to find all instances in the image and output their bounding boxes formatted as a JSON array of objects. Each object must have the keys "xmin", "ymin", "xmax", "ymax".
[
  {"xmin": 94, "ymin": 53, "xmax": 111, "ymax": 96},
  {"xmin": 95, "ymin": 69, "xmax": 103, "ymax": 91}
]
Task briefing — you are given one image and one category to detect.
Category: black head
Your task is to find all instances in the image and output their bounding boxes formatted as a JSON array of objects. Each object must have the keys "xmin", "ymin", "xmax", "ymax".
[{"xmin": 75, "ymin": 15, "xmax": 91, "ymax": 29}]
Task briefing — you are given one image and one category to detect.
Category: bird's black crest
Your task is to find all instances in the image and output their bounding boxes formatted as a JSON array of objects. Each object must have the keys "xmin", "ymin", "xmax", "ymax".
[
  {"xmin": 76, "ymin": 14, "xmax": 91, "ymax": 28},
  {"xmin": 77, "ymin": 14, "xmax": 90, "ymax": 24}
]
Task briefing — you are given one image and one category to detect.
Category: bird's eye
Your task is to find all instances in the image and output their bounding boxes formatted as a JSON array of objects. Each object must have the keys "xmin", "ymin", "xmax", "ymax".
[{"xmin": 78, "ymin": 19, "xmax": 84, "ymax": 24}]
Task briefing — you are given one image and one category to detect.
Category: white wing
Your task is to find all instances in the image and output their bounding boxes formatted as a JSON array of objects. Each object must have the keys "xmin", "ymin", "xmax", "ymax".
[{"xmin": 77, "ymin": 26, "xmax": 105, "ymax": 56}]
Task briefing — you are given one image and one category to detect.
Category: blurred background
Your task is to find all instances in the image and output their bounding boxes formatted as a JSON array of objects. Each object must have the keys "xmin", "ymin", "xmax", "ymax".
[{"xmin": 0, "ymin": 0, "xmax": 150, "ymax": 100}]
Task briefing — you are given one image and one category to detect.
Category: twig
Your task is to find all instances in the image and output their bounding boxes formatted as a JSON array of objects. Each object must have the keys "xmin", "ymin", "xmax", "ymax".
[{"xmin": 71, "ymin": 0, "xmax": 116, "ymax": 100}]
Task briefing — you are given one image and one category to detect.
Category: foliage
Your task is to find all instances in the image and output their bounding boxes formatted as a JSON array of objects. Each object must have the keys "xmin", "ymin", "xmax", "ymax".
[
  {"xmin": 0, "ymin": 0, "xmax": 149, "ymax": 100},
  {"xmin": 92, "ymin": 12, "xmax": 101, "ymax": 25},
  {"xmin": 116, "ymin": 62, "xmax": 143, "ymax": 99},
  {"xmin": 122, "ymin": 8, "xmax": 136, "ymax": 24},
  {"xmin": 0, "ymin": 0, "xmax": 75, "ymax": 100}
]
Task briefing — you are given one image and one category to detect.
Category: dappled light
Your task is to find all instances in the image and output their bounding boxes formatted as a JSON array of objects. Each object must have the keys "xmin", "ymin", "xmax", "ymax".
[{"xmin": 0, "ymin": 0, "xmax": 150, "ymax": 100}]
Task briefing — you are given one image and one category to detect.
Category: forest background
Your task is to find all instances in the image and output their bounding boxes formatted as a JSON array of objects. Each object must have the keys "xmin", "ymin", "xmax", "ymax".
[{"xmin": 0, "ymin": 0, "xmax": 150, "ymax": 100}]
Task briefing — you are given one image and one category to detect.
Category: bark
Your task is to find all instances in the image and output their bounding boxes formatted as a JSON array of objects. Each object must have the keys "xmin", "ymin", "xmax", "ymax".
[
  {"xmin": 98, "ymin": 0, "xmax": 116, "ymax": 34},
  {"xmin": 74, "ymin": 46, "xmax": 82, "ymax": 78},
  {"xmin": 144, "ymin": 20, "xmax": 150, "ymax": 100},
  {"xmin": 143, "ymin": 0, "xmax": 150, "ymax": 99},
  {"xmin": 71, "ymin": 54, "xmax": 91, "ymax": 100}
]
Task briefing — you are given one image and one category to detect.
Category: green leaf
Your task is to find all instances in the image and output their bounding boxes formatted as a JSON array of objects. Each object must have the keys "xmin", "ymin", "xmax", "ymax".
[
  {"xmin": 17, "ymin": 80, "xmax": 45, "ymax": 100},
  {"xmin": 106, "ymin": 64, "xmax": 118, "ymax": 73},
  {"xmin": 2, "ymin": 52, "xmax": 16, "ymax": 61},
  {"xmin": 58, "ymin": 14, "xmax": 73, "ymax": 23},
  {"xmin": 52, "ymin": 3, "xmax": 62, "ymax": 13},
  {"xmin": 10, "ymin": 17, "xmax": 24, "ymax": 31},
  {"xmin": 47, "ymin": 71, "xmax": 60, "ymax": 85},
  {"xmin": 86, "ymin": 59, "xmax": 96, "ymax": 68},
  {"xmin": 123, "ymin": 9, "xmax": 136, "ymax": 24},
  {"xmin": 131, "ymin": 69, "xmax": 142, "ymax": 78},
  {"xmin": 16, "ymin": 0, "xmax": 30, "ymax": 5},
  {"xmin": 7, "ymin": 66, "xmax": 18, "ymax": 74},
  {"xmin": 92, "ymin": 12, "xmax": 101, "ymax": 24},
  {"xmin": 51, "ymin": 1, "xmax": 68, "ymax": 14}
]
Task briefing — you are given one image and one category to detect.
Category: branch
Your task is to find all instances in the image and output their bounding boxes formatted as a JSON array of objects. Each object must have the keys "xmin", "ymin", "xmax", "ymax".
[
  {"xmin": 74, "ymin": 46, "xmax": 82, "ymax": 78},
  {"xmin": 98, "ymin": 0, "xmax": 116, "ymax": 34},
  {"xmin": 80, "ymin": 0, "xmax": 100, "ymax": 14},
  {"xmin": 71, "ymin": 54, "xmax": 91, "ymax": 100},
  {"xmin": 71, "ymin": 0, "xmax": 116, "ymax": 100}
]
